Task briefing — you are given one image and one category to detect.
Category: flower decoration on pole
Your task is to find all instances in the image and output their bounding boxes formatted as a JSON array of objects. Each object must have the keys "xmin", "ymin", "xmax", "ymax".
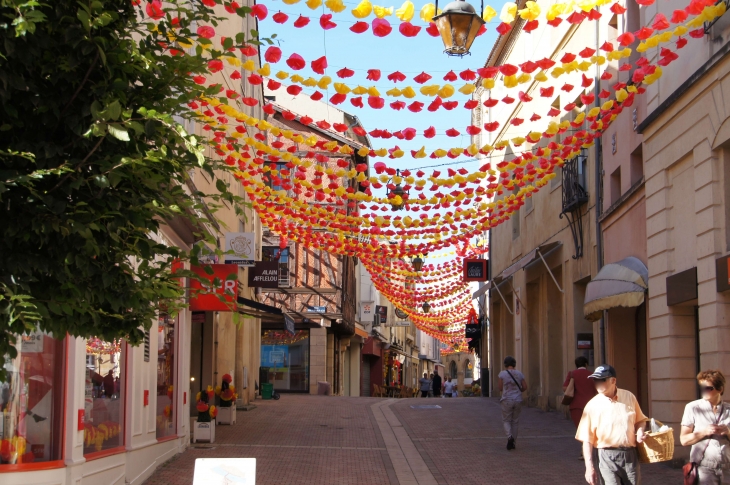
[
  {"xmin": 218, "ymin": 373, "xmax": 236, "ymax": 407},
  {"xmin": 432, "ymin": 0, "xmax": 486, "ymax": 56}
]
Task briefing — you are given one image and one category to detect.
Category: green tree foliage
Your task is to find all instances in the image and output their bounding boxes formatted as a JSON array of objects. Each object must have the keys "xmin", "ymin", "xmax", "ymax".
[{"xmin": 0, "ymin": 0, "xmax": 263, "ymax": 376}]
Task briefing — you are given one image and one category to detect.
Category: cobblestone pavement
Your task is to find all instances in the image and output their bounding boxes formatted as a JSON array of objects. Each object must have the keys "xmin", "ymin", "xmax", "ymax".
[{"xmin": 143, "ymin": 395, "xmax": 682, "ymax": 485}]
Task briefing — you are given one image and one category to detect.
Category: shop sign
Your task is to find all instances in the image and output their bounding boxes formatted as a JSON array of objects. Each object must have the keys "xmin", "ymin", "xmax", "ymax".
[
  {"xmin": 465, "ymin": 324, "xmax": 481, "ymax": 339},
  {"xmin": 375, "ymin": 305, "xmax": 388, "ymax": 325},
  {"xmin": 284, "ymin": 314, "xmax": 296, "ymax": 335},
  {"xmin": 20, "ymin": 331, "xmax": 44, "ymax": 352},
  {"xmin": 463, "ymin": 259, "xmax": 489, "ymax": 282},
  {"xmin": 305, "ymin": 306, "xmax": 326, "ymax": 313},
  {"xmin": 189, "ymin": 264, "xmax": 239, "ymax": 312},
  {"xmin": 224, "ymin": 232, "xmax": 256, "ymax": 267},
  {"xmin": 394, "ymin": 307, "xmax": 408, "ymax": 319},
  {"xmin": 360, "ymin": 301, "xmax": 374, "ymax": 321},
  {"xmin": 248, "ymin": 261, "xmax": 279, "ymax": 288}
]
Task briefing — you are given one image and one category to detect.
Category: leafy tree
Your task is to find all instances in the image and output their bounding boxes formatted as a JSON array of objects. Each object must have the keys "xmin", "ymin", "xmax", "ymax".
[{"xmin": 0, "ymin": 0, "xmax": 263, "ymax": 377}]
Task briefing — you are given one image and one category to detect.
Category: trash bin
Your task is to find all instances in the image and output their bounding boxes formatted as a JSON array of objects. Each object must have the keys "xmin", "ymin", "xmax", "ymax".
[
  {"xmin": 317, "ymin": 381, "xmax": 330, "ymax": 396},
  {"xmin": 261, "ymin": 383, "xmax": 274, "ymax": 400},
  {"xmin": 259, "ymin": 367, "xmax": 269, "ymax": 396}
]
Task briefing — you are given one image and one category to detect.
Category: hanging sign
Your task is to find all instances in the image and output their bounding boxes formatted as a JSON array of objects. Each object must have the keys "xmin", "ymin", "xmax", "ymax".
[
  {"xmin": 189, "ymin": 264, "xmax": 239, "ymax": 311},
  {"xmin": 465, "ymin": 324, "xmax": 481, "ymax": 339},
  {"xmin": 375, "ymin": 305, "xmax": 388, "ymax": 325},
  {"xmin": 284, "ymin": 314, "xmax": 296, "ymax": 335},
  {"xmin": 463, "ymin": 259, "xmax": 489, "ymax": 282},
  {"xmin": 248, "ymin": 261, "xmax": 279, "ymax": 288},
  {"xmin": 395, "ymin": 308, "xmax": 408, "ymax": 319},
  {"xmin": 225, "ymin": 232, "xmax": 256, "ymax": 267},
  {"xmin": 360, "ymin": 301, "xmax": 375, "ymax": 321}
]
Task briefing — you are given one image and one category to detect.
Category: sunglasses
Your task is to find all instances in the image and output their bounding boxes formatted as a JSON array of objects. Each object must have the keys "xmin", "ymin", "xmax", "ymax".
[{"xmin": 702, "ymin": 386, "xmax": 716, "ymax": 393}]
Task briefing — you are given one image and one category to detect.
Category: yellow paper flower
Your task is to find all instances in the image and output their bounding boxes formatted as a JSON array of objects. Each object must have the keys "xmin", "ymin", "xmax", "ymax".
[
  {"xmin": 306, "ymin": 0, "xmax": 322, "ymax": 7},
  {"xmin": 546, "ymin": 3, "xmax": 566, "ymax": 20},
  {"xmin": 257, "ymin": 63, "xmax": 271, "ymax": 76},
  {"xmin": 396, "ymin": 0, "xmax": 415, "ymax": 21},
  {"xmin": 420, "ymin": 84, "xmax": 440, "ymax": 96},
  {"xmin": 500, "ymin": 2, "xmax": 517, "ymax": 23},
  {"xmin": 459, "ymin": 83, "xmax": 476, "ymax": 94},
  {"xmin": 438, "ymin": 84, "xmax": 455, "ymax": 98},
  {"xmin": 325, "ymin": 0, "xmax": 346, "ymax": 12},
  {"xmin": 518, "ymin": 1, "xmax": 540, "ymax": 21},
  {"xmin": 482, "ymin": 5, "xmax": 497, "ymax": 22},
  {"xmin": 401, "ymin": 86, "xmax": 416, "ymax": 98},
  {"xmin": 373, "ymin": 5, "xmax": 393, "ymax": 17},
  {"xmin": 302, "ymin": 77, "xmax": 317, "ymax": 87},
  {"xmin": 386, "ymin": 87, "xmax": 402, "ymax": 96},
  {"xmin": 413, "ymin": 146, "xmax": 427, "ymax": 158},
  {"xmin": 352, "ymin": 85, "xmax": 368, "ymax": 95},
  {"xmin": 352, "ymin": 0, "xmax": 373, "ymax": 18},
  {"xmin": 283, "ymin": 0, "xmax": 301, "ymax": 4},
  {"xmin": 503, "ymin": 75, "xmax": 518, "ymax": 88},
  {"xmin": 318, "ymin": 76, "xmax": 332, "ymax": 89},
  {"xmin": 482, "ymin": 78, "xmax": 495, "ymax": 89},
  {"xmin": 420, "ymin": 3, "xmax": 437, "ymax": 22},
  {"xmin": 368, "ymin": 86, "xmax": 380, "ymax": 97},
  {"xmin": 276, "ymin": 71, "xmax": 290, "ymax": 80},
  {"xmin": 334, "ymin": 83, "xmax": 351, "ymax": 94},
  {"xmin": 534, "ymin": 71, "xmax": 548, "ymax": 82}
]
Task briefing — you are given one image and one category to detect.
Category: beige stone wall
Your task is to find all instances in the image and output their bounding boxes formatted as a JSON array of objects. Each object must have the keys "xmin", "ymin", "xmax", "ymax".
[
  {"xmin": 640, "ymin": 54, "xmax": 730, "ymax": 449},
  {"xmin": 309, "ymin": 327, "xmax": 327, "ymax": 394}
]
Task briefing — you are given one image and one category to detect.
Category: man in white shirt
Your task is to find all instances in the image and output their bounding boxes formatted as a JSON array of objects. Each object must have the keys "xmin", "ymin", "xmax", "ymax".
[{"xmin": 444, "ymin": 377, "xmax": 455, "ymax": 397}]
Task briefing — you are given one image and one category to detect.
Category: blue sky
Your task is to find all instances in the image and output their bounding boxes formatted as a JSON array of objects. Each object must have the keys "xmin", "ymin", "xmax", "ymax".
[{"xmin": 257, "ymin": 0, "xmax": 506, "ymax": 175}]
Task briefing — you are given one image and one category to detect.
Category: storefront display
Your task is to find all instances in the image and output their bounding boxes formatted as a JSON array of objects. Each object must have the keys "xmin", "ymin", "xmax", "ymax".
[
  {"xmin": 156, "ymin": 313, "xmax": 177, "ymax": 439},
  {"xmin": 261, "ymin": 330, "xmax": 309, "ymax": 392},
  {"xmin": 0, "ymin": 333, "xmax": 64, "ymax": 466},
  {"xmin": 83, "ymin": 338, "xmax": 124, "ymax": 456}
]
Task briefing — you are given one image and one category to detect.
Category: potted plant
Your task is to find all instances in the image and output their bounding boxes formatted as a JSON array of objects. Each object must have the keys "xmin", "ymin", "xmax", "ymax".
[
  {"xmin": 193, "ymin": 386, "xmax": 217, "ymax": 443},
  {"xmin": 216, "ymin": 374, "xmax": 238, "ymax": 425}
]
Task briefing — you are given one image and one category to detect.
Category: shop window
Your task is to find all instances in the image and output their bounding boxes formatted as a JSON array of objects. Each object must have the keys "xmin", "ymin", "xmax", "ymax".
[
  {"xmin": 84, "ymin": 338, "xmax": 124, "ymax": 456},
  {"xmin": 449, "ymin": 360, "xmax": 457, "ymax": 380},
  {"xmin": 156, "ymin": 313, "xmax": 177, "ymax": 439},
  {"xmin": 1, "ymin": 333, "xmax": 65, "ymax": 466},
  {"xmin": 261, "ymin": 330, "xmax": 309, "ymax": 392},
  {"xmin": 262, "ymin": 246, "xmax": 291, "ymax": 287},
  {"xmin": 464, "ymin": 360, "xmax": 473, "ymax": 379}
]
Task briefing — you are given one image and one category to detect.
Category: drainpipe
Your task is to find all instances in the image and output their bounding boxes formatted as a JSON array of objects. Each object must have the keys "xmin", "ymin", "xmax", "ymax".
[{"xmin": 595, "ymin": 17, "xmax": 606, "ymax": 365}]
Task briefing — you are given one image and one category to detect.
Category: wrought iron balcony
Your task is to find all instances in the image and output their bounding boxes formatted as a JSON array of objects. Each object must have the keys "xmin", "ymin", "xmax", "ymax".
[{"xmin": 560, "ymin": 154, "xmax": 589, "ymax": 259}]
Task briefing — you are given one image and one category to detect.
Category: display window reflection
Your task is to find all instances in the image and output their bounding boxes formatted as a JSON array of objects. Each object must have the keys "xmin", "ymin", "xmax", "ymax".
[
  {"xmin": 261, "ymin": 330, "xmax": 309, "ymax": 392},
  {"xmin": 156, "ymin": 313, "xmax": 176, "ymax": 439},
  {"xmin": 1, "ymin": 332, "xmax": 65, "ymax": 466},
  {"xmin": 84, "ymin": 338, "xmax": 124, "ymax": 456}
]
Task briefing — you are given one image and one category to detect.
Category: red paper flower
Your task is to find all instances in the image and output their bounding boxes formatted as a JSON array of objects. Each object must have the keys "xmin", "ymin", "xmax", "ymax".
[
  {"xmin": 320, "ymin": 14, "xmax": 337, "ymax": 30},
  {"xmin": 581, "ymin": 93, "xmax": 595, "ymax": 105},
  {"xmin": 560, "ymin": 53, "xmax": 576, "ymax": 63},
  {"xmin": 483, "ymin": 122, "xmax": 499, "ymax": 132},
  {"xmin": 652, "ymin": 13, "xmax": 670, "ymax": 31},
  {"xmin": 610, "ymin": 3, "xmax": 626, "ymax": 14},
  {"xmin": 502, "ymin": 96, "xmax": 515, "ymax": 104},
  {"xmin": 561, "ymin": 83, "xmax": 574, "ymax": 92},
  {"xmin": 197, "ymin": 26, "xmax": 215, "ymax": 39},
  {"xmin": 547, "ymin": 107, "xmax": 560, "ymax": 117},
  {"xmin": 510, "ymin": 118, "xmax": 524, "ymax": 126},
  {"xmin": 477, "ymin": 24, "xmax": 487, "ymax": 36},
  {"xmin": 368, "ymin": 96, "xmax": 385, "ymax": 109},
  {"xmin": 208, "ymin": 59, "xmax": 223, "ymax": 73},
  {"xmin": 427, "ymin": 97, "xmax": 442, "ymax": 111},
  {"xmin": 670, "ymin": 10, "xmax": 688, "ymax": 23},
  {"xmin": 316, "ymin": 120, "xmax": 331, "ymax": 130},
  {"xmin": 225, "ymin": 2, "xmax": 241, "ymax": 14},
  {"xmin": 465, "ymin": 125, "xmax": 481, "ymax": 135},
  {"xmin": 286, "ymin": 85, "xmax": 302, "ymax": 95},
  {"xmin": 294, "ymin": 15, "xmax": 310, "ymax": 27},
  {"xmin": 518, "ymin": 91, "xmax": 532, "ymax": 102},
  {"xmin": 333, "ymin": 123, "xmax": 348, "ymax": 132},
  {"xmin": 636, "ymin": 0, "xmax": 654, "ymax": 5},
  {"xmin": 600, "ymin": 71, "xmax": 612, "ymax": 80},
  {"xmin": 581, "ymin": 74, "xmax": 592, "ymax": 88},
  {"xmin": 464, "ymin": 99, "xmax": 478, "ymax": 109},
  {"xmin": 387, "ymin": 71, "xmax": 406, "ymax": 82},
  {"xmin": 443, "ymin": 71, "xmax": 457, "ymax": 81},
  {"xmin": 402, "ymin": 128, "xmax": 416, "ymax": 140},
  {"xmin": 230, "ymin": 71, "xmax": 241, "ymax": 80},
  {"xmin": 524, "ymin": 20, "xmax": 538, "ymax": 32},
  {"xmin": 689, "ymin": 28, "xmax": 705, "ymax": 39},
  {"xmin": 267, "ymin": 79, "xmax": 281, "ymax": 90},
  {"xmin": 459, "ymin": 69, "xmax": 476, "ymax": 81},
  {"xmin": 399, "ymin": 22, "xmax": 421, "ymax": 37},
  {"xmin": 193, "ymin": 75, "xmax": 206, "ymax": 85},
  {"xmin": 587, "ymin": 9, "xmax": 601, "ymax": 20},
  {"xmin": 390, "ymin": 101, "xmax": 406, "ymax": 110},
  {"xmin": 264, "ymin": 46, "xmax": 282, "ymax": 64},
  {"xmin": 286, "ymin": 54, "xmax": 306, "ymax": 70},
  {"xmin": 496, "ymin": 22, "xmax": 511, "ymax": 35},
  {"xmin": 617, "ymin": 32, "xmax": 634, "ymax": 46},
  {"xmin": 273, "ymin": 11, "xmax": 289, "ymax": 23},
  {"xmin": 353, "ymin": 127, "xmax": 367, "ymax": 136},
  {"xmin": 332, "ymin": 68, "xmax": 353, "ymax": 79},
  {"xmin": 351, "ymin": 21, "xmax": 369, "ymax": 33},
  {"xmin": 197, "ymin": 402, "xmax": 209, "ymax": 412},
  {"xmin": 483, "ymin": 98, "xmax": 498, "ymax": 108},
  {"xmin": 579, "ymin": 47, "xmax": 596, "ymax": 58},
  {"xmin": 536, "ymin": 58, "xmax": 556, "ymax": 69},
  {"xmin": 443, "ymin": 101, "xmax": 458, "ymax": 110},
  {"xmin": 636, "ymin": 26, "xmax": 654, "ymax": 40},
  {"xmin": 530, "ymin": 113, "xmax": 541, "ymax": 121},
  {"xmin": 424, "ymin": 126, "xmax": 436, "ymax": 138},
  {"xmin": 300, "ymin": 115, "xmax": 313, "ymax": 124},
  {"xmin": 146, "ymin": 1, "xmax": 164, "ymax": 20},
  {"xmin": 330, "ymin": 93, "xmax": 346, "ymax": 104},
  {"xmin": 676, "ymin": 36, "xmax": 688, "ymax": 48},
  {"xmin": 241, "ymin": 45, "xmax": 257, "ymax": 57},
  {"xmin": 426, "ymin": 22, "xmax": 439, "ymax": 37},
  {"xmin": 251, "ymin": 4, "xmax": 268, "ymax": 20},
  {"xmin": 367, "ymin": 69, "xmax": 381, "ymax": 81},
  {"xmin": 567, "ymin": 11, "xmax": 585, "ymax": 24},
  {"xmin": 414, "ymin": 72, "xmax": 432, "ymax": 84},
  {"xmin": 311, "ymin": 56, "xmax": 328, "ymax": 74},
  {"xmin": 564, "ymin": 102, "xmax": 577, "ymax": 111},
  {"xmin": 247, "ymin": 73, "xmax": 263, "ymax": 85},
  {"xmin": 547, "ymin": 17, "xmax": 562, "ymax": 27},
  {"xmin": 498, "ymin": 64, "xmax": 518, "ymax": 76},
  {"xmin": 350, "ymin": 97, "xmax": 363, "ymax": 108},
  {"xmin": 373, "ymin": 18, "xmax": 392, "ymax": 37},
  {"xmin": 600, "ymin": 41, "xmax": 614, "ymax": 52},
  {"xmin": 598, "ymin": 89, "xmax": 610, "ymax": 98}
]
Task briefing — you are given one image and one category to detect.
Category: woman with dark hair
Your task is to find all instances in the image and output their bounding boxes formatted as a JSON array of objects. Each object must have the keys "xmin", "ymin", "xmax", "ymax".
[
  {"xmin": 680, "ymin": 370, "xmax": 730, "ymax": 484},
  {"xmin": 498, "ymin": 356, "xmax": 527, "ymax": 451},
  {"xmin": 563, "ymin": 356, "xmax": 596, "ymax": 460}
]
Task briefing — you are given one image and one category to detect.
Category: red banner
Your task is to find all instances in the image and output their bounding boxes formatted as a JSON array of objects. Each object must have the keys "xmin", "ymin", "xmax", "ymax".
[{"xmin": 189, "ymin": 264, "xmax": 239, "ymax": 312}]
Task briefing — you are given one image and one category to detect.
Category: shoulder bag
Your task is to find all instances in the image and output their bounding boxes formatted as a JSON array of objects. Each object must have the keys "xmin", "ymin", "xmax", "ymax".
[
  {"xmin": 683, "ymin": 404, "xmax": 724, "ymax": 485},
  {"xmin": 506, "ymin": 370, "xmax": 524, "ymax": 393},
  {"xmin": 561, "ymin": 372, "xmax": 575, "ymax": 406}
]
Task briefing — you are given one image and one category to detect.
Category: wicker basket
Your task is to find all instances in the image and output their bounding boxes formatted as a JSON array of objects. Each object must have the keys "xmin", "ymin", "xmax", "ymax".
[{"xmin": 637, "ymin": 420, "xmax": 674, "ymax": 464}]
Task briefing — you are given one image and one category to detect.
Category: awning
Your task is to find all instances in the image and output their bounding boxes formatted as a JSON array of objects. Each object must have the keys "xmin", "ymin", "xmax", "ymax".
[
  {"xmin": 583, "ymin": 257, "xmax": 648, "ymax": 321},
  {"xmin": 237, "ymin": 296, "xmax": 283, "ymax": 321},
  {"xmin": 471, "ymin": 281, "xmax": 492, "ymax": 300},
  {"xmin": 499, "ymin": 241, "xmax": 562, "ymax": 280}
]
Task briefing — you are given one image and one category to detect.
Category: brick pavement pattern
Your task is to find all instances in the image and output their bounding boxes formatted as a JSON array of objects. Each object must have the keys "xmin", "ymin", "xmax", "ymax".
[{"xmin": 142, "ymin": 395, "xmax": 682, "ymax": 485}]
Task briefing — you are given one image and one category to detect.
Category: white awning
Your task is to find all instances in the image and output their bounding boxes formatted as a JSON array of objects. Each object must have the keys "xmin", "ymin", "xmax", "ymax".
[{"xmin": 583, "ymin": 257, "xmax": 648, "ymax": 322}]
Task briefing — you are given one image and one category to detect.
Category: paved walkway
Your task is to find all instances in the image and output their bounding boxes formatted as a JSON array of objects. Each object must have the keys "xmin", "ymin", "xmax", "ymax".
[{"xmin": 143, "ymin": 395, "xmax": 682, "ymax": 485}]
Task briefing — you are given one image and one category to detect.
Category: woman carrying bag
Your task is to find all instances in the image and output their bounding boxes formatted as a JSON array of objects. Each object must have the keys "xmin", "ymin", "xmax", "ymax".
[
  {"xmin": 680, "ymin": 370, "xmax": 730, "ymax": 484},
  {"xmin": 562, "ymin": 356, "xmax": 596, "ymax": 459}
]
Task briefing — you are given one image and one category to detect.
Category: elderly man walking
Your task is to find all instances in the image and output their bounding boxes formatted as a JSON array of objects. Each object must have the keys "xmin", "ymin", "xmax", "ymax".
[{"xmin": 576, "ymin": 365, "xmax": 648, "ymax": 485}]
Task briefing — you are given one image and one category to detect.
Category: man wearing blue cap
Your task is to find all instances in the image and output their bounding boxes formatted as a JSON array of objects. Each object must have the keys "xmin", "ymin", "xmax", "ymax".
[{"xmin": 576, "ymin": 364, "xmax": 648, "ymax": 485}]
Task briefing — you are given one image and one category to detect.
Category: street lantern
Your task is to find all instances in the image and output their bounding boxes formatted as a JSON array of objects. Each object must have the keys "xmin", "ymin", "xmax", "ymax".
[
  {"xmin": 422, "ymin": 302, "xmax": 431, "ymax": 313},
  {"xmin": 386, "ymin": 168, "xmax": 409, "ymax": 211},
  {"xmin": 432, "ymin": 0, "xmax": 486, "ymax": 57},
  {"xmin": 412, "ymin": 256, "xmax": 424, "ymax": 272}
]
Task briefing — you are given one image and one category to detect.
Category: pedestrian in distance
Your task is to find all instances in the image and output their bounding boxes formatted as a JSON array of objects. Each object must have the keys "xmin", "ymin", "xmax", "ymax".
[
  {"xmin": 432, "ymin": 369, "xmax": 442, "ymax": 398},
  {"xmin": 428, "ymin": 372, "xmax": 434, "ymax": 398},
  {"xmin": 419, "ymin": 373, "xmax": 430, "ymax": 398},
  {"xmin": 576, "ymin": 364, "xmax": 648, "ymax": 485},
  {"xmin": 564, "ymin": 356, "xmax": 598, "ymax": 460},
  {"xmin": 444, "ymin": 377, "xmax": 454, "ymax": 397},
  {"xmin": 680, "ymin": 369, "xmax": 730, "ymax": 484},
  {"xmin": 498, "ymin": 356, "xmax": 527, "ymax": 451}
]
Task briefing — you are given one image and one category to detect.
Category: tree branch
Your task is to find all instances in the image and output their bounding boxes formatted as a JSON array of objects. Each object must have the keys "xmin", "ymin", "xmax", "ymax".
[{"xmin": 58, "ymin": 50, "xmax": 100, "ymax": 119}]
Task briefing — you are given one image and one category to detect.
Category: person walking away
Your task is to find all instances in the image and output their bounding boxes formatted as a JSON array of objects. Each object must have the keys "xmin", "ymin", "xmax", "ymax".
[
  {"xmin": 428, "ymin": 373, "xmax": 434, "ymax": 397},
  {"xmin": 498, "ymin": 356, "xmax": 527, "ymax": 451},
  {"xmin": 576, "ymin": 364, "xmax": 648, "ymax": 485},
  {"xmin": 564, "ymin": 356, "xmax": 598, "ymax": 459},
  {"xmin": 444, "ymin": 377, "xmax": 454, "ymax": 397},
  {"xmin": 432, "ymin": 370, "xmax": 442, "ymax": 398},
  {"xmin": 419, "ymin": 373, "xmax": 430, "ymax": 398},
  {"xmin": 680, "ymin": 370, "xmax": 730, "ymax": 484}
]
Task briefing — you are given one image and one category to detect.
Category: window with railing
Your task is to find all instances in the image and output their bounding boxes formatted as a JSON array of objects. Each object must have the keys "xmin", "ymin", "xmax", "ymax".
[{"xmin": 561, "ymin": 153, "xmax": 589, "ymax": 213}]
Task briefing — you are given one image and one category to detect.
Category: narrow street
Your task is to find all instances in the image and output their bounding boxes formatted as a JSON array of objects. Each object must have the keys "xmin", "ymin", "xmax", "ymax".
[{"xmin": 144, "ymin": 395, "xmax": 681, "ymax": 485}]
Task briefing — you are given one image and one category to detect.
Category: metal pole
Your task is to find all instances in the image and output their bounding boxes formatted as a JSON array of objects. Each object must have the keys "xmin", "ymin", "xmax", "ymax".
[{"xmin": 594, "ymin": 18, "xmax": 606, "ymax": 365}]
